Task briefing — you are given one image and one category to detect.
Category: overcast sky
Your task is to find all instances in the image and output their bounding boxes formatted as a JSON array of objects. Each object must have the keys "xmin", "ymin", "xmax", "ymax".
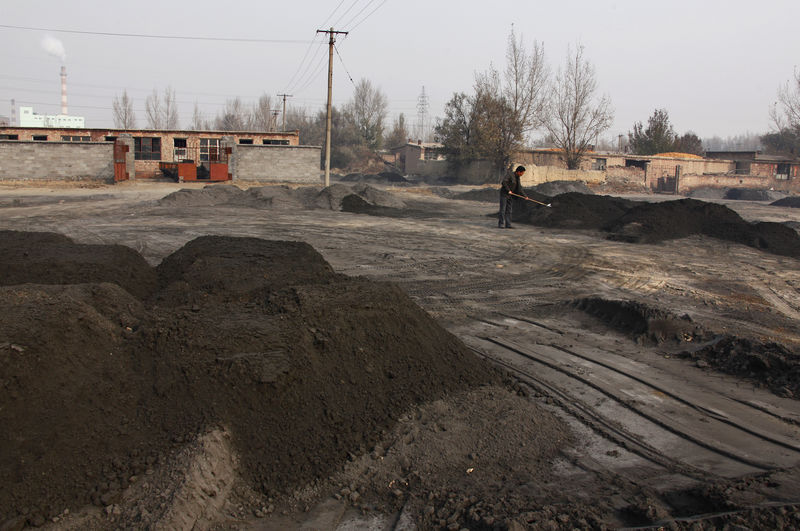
[{"xmin": 2, "ymin": 0, "xmax": 799, "ymax": 143}]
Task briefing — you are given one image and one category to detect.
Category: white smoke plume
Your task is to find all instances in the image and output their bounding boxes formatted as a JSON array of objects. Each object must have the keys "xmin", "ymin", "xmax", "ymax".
[{"xmin": 41, "ymin": 35, "xmax": 66, "ymax": 62}]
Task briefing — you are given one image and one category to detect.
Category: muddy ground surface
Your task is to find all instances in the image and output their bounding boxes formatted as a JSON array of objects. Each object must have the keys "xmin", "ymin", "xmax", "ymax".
[{"xmin": 1, "ymin": 180, "xmax": 800, "ymax": 530}]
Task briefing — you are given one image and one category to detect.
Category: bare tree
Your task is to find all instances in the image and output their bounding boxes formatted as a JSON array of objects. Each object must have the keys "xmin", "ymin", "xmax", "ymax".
[
  {"xmin": 504, "ymin": 31, "xmax": 548, "ymax": 138},
  {"xmin": 112, "ymin": 90, "xmax": 136, "ymax": 129},
  {"xmin": 543, "ymin": 45, "xmax": 613, "ymax": 169},
  {"xmin": 250, "ymin": 94, "xmax": 275, "ymax": 132},
  {"xmin": 144, "ymin": 87, "xmax": 180, "ymax": 129},
  {"xmin": 347, "ymin": 78, "xmax": 388, "ymax": 149},
  {"xmin": 162, "ymin": 86, "xmax": 179, "ymax": 130},
  {"xmin": 385, "ymin": 113, "xmax": 409, "ymax": 148},
  {"xmin": 214, "ymin": 98, "xmax": 249, "ymax": 131},
  {"xmin": 771, "ymin": 68, "xmax": 800, "ymax": 130},
  {"xmin": 190, "ymin": 102, "xmax": 208, "ymax": 131},
  {"xmin": 144, "ymin": 89, "xmax": 162, "ymax": 129}
]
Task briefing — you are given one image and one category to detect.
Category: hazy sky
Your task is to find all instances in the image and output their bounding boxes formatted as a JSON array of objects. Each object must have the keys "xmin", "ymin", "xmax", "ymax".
[{"xmin": 2, "ymin": 0, "xmax": 799, "ymax": 143}]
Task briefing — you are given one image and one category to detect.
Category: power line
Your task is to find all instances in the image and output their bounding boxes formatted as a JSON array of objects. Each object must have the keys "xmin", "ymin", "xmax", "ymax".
[
  {"xmin": 333, "ymin": 44, "xmax": 356, "ymax": 87},
  {"xmin": 346, "ymin": 0, "xmax": 390, "ymax": 31},
  {"xmin": 0, "ymin": 24, "xmax": 311, "ymax": 44},
  {"xmin": 318, "ymin": 0, "xmax": 347, "ymax": 28},
  {"xmin": 340, "ymin": 0, "xmax": 379, "ymax": 29},
  {"xmin": 283, "ymin": 37, "xmax": 328, "ymax": 95},
  {"xmin": 291, "ymin": 48, "xmax": 330, "ymax": 95},
  {"xmin": 331, "ymin": 1, "xmax": 361, "ymax": 28}
]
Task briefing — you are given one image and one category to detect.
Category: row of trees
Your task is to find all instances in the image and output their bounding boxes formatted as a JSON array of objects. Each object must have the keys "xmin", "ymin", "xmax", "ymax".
[
  {"xmin": 112, "ymin": 88, "xmax": 288, "ymax": 133},
  {"xmin": 628, "ymin": 109, "xmax": 703, "ymax": 155},
  {"xmin": 629, "ymin": 67, "xmax": 800, "ymax": 158},
  {"xmin": 112, "ymin": 80, "xmax": 408, "ymax": 170},
  {"xmin": 435, "ymin": 32, "xmax": 614, "ymax": 173},
  {"xmin": 280, "ymin": 79, "xmax": 409, "ymax": 169}
]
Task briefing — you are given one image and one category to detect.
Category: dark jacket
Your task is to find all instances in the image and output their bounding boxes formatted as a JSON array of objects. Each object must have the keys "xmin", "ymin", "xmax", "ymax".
[{"xmin": 500, "ymin": 171, "xmax": 523, "ymax": 196}]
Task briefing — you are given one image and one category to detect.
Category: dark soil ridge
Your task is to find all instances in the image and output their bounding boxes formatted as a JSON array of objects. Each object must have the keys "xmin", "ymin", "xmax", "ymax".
[
  {"xmin": 772, "ymin": 196, "xmax": 800, "ymax": 208},
  {"xmin": 337, "ymin": 171, "xmax": 410, "ymax": 185},
  {"xmin": 571, "ymin": 297, "xmax": 800, "ymax": 399},
  {"xmin": 570, "ymin": 297, "xmax": 709, "ymax": 345},
  {"xmin": 678, "ymin": 336, "xmax": 800, "ymax": 399},
  {"xmin": 0, "ymin": 231, "xmax": 502, "ymax": 527},
  {"xmin": 156, "ymin": 183, "xmax": 405, "ymax": 211}
]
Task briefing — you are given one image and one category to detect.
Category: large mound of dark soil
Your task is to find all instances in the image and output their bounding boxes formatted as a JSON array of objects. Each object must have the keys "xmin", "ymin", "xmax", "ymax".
[
  {"xmin": 603, "ymin": 198, "xmax": 800, "ymax": 257},
  {"xmin": 512, "ymin": 194, "xmax": 800, "ymax": 258},
  {"xmin": 0, "ymin": 231, "xmax": 501, "ymax": 527},
  {"xmin": 452, "ymin": 181, "xmax": 587, "ymax": 204},
  {"xmin": 516, "ymin": 192, "xmax": 636, "ymax": 229}
]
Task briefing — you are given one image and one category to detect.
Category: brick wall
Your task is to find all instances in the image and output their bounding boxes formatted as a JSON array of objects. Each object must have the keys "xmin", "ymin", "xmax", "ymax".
[
  {"xmin": 678, "ymin": 173, "xmax": 800, "ymax": 194},
  {"xmin": 231, "ymin": 145, "xmax": 322, "ymax": 183},
  {"xmin": 0, "ymin": 140, "xmax": 114, "ymax": 182}
]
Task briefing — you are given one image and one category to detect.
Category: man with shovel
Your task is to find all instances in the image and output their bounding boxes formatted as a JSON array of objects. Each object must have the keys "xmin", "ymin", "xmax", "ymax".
[{"xmin": 499, "ymin": 165, "xmax": 527, "ymax": 228}]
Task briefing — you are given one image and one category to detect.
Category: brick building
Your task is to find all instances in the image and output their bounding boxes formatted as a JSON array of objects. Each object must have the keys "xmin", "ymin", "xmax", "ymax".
[
  {"xmin": 0, "ymin": 126, "xmax": 321, "ymax": 184},
  {"xmin": 0, "ymin": 126, "xmax": 299, "ymax": 179}
]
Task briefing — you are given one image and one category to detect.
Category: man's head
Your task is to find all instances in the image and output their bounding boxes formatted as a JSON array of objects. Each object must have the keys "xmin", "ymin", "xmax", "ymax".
[{"xmin": 515, "ymin": 165, "xmax": 526, "ymax": 176}]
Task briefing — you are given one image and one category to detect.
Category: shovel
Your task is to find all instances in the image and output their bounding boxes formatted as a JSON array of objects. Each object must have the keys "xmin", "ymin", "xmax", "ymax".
[{"xmin": 509, "ymin": 191, "xmax": 552, "ymax": 208}]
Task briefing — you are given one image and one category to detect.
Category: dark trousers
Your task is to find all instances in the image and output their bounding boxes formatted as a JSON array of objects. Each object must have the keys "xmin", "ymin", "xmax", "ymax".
[{"xmin": 499, "ymin": 193, "xmax": 512, "ymax": 227}]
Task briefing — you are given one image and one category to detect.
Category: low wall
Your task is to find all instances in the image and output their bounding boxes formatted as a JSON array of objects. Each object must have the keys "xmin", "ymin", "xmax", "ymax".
[
  {"xmin": 0, "ymin": 140, "xmax": 114, "ymax": 182},
  {"xmin": 520, "ymin": 165, "xmax": 605, "ymax": 187},
  {"xmin": 231, "ymin": 144, "xmax": 322, "ymax": 183},
  {"xmin": 677, "ymin": 173, "xmax": 800, "ymax": 194}
]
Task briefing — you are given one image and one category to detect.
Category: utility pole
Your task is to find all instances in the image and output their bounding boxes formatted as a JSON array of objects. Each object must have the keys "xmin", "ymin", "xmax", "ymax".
[
  {"xmin": 270, "ymin": 110, "xmax": 280, "ymax": 132},
  {"xmin": 277, "ymin": 93, "xmax": 292, "ymax": 132},
  {"xmin": 317, "ymin": 27, "xmax": 348, "ymax": 187}
]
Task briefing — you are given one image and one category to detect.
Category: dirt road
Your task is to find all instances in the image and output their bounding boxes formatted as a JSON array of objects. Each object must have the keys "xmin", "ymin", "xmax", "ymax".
[{"xmin": 1, "ymin": 181, "xmax": 799, "ymax": 530}]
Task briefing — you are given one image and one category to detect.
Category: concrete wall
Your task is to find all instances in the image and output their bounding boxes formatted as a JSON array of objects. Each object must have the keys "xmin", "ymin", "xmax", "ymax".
[
  {"xmin": 231, "ymin": 144, "xmax": 322, "ymax": 183},
  {"xmin": 519, "ymin": 166, "xmax": 606, "ymax": 187},
  {"xmin": 677, "ymin": 173, "xmax": 800, "ymax": 194},
  {"xmin": 0, "ymin": 140, "xmax": 114, "ymax": 182}
]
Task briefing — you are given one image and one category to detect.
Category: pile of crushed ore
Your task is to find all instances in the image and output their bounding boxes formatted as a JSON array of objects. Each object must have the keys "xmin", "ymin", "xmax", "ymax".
[
  {"xmin": 513, "ymin": 194, "xmax": 800, "ymax": 258},
  {"xmin": 0, "ymin": 230, "xmax": 505, "ymax": 528},
  {"xmin": 772, "ymin": 196, "xmax": 800, "ymax": 208},
  {"xmin": 156, "ymin": 183, "xmax": 405, "ymax": 211},
  {"xmin": 453, "ymin": 184, "xmax": 800, "ymax": 257},
  {"xmin": 337, "ymin": 171, "xmax": 410, "ymax": 185}
]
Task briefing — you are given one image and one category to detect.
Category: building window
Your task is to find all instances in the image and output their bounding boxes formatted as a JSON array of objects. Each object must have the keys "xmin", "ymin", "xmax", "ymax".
[
  {"xmin": 262, "ymin": 139, "xmax": 289, "ymax": 145},
  {"xmin": 423, "ymin": 149, "xmax": 440, "ymax": 160},
  {"xmin": 776, "ymin": 163, "xmax": 790, "ymax": 180},
  {"xmin": 173, "ymin": 138, "xmax": 188, "ymax": 161},
  {"xmin": 60, "ymin": 136, "xmax": 91, "ymax": 142},
  {"xmin": 0, "ymin": 134, "xmax": 19, "ymax": 140},
  {"xmin": 105, "ymin": 136, "xmax": 117, "ymax": 142},
  {"xmin": 200, "ymin": 138, "xmax": 220, "ymax": 161},
  {"xmin": 33, "ymin": 135, "xmax": 48, "ymax": 141},
  {"xmin": 134, "ymin": 137, "xmax": 161, "ymax": 160},
  {"xmin": 239, "ymin": 138, "xmax": 253, "ymax": 144},
  {"xmin": 592, "ymin": 158, "xmax": 607, "ymax": 171}
]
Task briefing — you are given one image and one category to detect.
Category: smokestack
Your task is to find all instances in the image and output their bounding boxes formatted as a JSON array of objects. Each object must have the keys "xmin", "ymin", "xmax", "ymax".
[
  {"xmin": 10, "ymin": 99, "xmax": 15, "ymax": 126},
  {"xmin": 60, "ymin": 66, "xmax": 67, "ymax": 115}
]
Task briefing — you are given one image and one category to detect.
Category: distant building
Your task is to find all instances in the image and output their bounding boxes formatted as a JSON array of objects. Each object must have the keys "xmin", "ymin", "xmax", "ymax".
[
  {"xmin": 0, "ymin": 115, "xmax": 8, "ymax": 127},
  {"xmin": 19, "ymin": 106, "xmax": 85, "ymax": 129}
]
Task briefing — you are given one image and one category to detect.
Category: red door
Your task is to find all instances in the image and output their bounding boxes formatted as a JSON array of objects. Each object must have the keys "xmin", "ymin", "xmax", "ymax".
[{"xmin": 114, "ymin": 142, "xmax": 129, "ymax": 182}]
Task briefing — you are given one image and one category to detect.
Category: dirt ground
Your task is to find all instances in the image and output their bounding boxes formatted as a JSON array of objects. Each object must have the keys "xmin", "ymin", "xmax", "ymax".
[{"xmin": 1, "ymin": 179, "xmax": 800, "ymax": 530}]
